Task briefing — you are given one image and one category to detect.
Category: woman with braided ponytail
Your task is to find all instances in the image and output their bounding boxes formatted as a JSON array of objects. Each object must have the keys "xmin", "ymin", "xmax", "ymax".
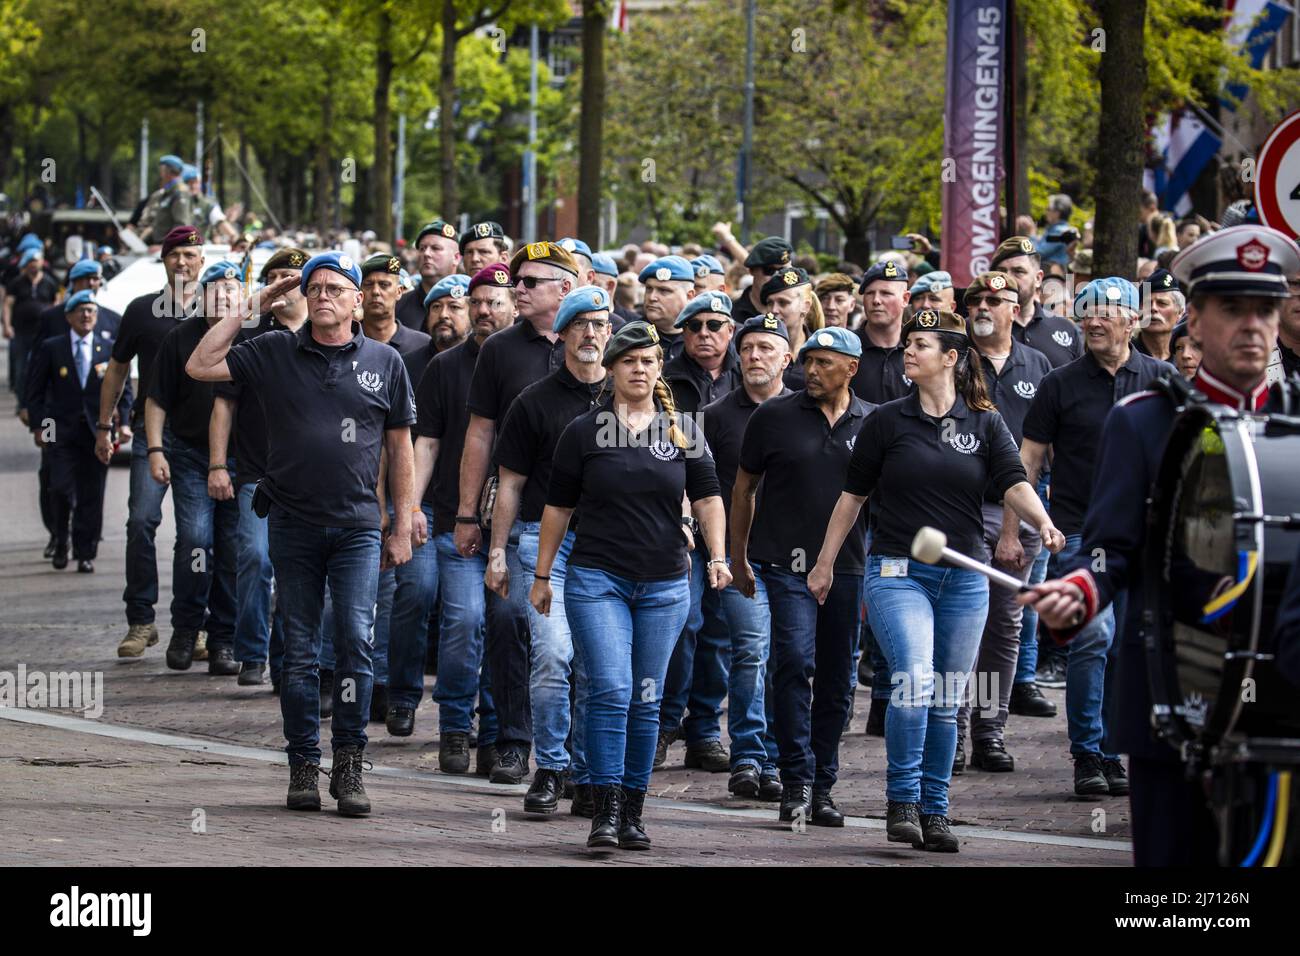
[
  {"xmin": 530, "ymin": 321, "xmax": 730, "ymax": 852},
  {"xmin": 809, "ymin": 309, "xmax": 1063, "ymax": 854}
]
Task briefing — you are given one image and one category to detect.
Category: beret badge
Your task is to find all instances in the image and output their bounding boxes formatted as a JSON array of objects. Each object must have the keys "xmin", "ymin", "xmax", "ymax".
[{"xmin": 916, "ymin": 309, "xmax": 940, "ymax": 328}]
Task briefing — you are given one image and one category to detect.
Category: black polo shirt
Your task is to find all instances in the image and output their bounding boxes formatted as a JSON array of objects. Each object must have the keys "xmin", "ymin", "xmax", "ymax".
[
  {"xmin": 847, "ymin": 392, "xmax": 1025, "ymax": 560},
  {"xmin": 739, "ymin": 389, "xmax": 874, "ymax": 576},
  {"xmin": 978, "ymin": 338, "xmax": 1053, "ymax": 447},
  {"xmin": 413, "ymin": 335, "xmax": 482, "ymax": 535},
  {"xmin": 850, "ymin": 333, "xmax": 912, "ymax": 405},
  {"xmin": 548, "ymin": 408, "xmax": 720, "ymax": 581},
  {"xmin": 664, "ymin": 348, "xmax": 740, "ymax": 415},
  {"xmin": 213, "ymin": 317, "xmax": 291, "ymax": 488},
  {"xmin": 149, "ymin": 315, "xmax": 222, "ymax": 451},
  {"xmin": 700, "ymin": 385, "xmax": 790, "ymax": 528},
  {"xmin": 494, "ymin": 365, "xmax": 611, "ymax": 523},
  {"xmin": 371, "ymin": 321, "xmax": 432, "ymax": 389},
  {"xmin": 225, "ymin": 321, "xmax": 415, "ymax": 530},
  {"xmin": 5, "ymin": 273, "xmax": 58, "ymax": 334},
  {"xmin": 783, "ymin": 362, "xmax": 806, "ymax": 391},
  {"xmin": 36, "ymin": 302, "xmax": 121, "ymax": 345},
  {"xmin": 396, "ymin": 284, "xmax": 432, "ymax": 332},
  {"xmin": 1012, "ymin": 303, "xmax": 1082, "ymax": 369},
  {"xmin": 732, "ymin": 290, "xmax": 763, "ymax": 323},
  {"xmin": 112, "ymin": 288, "xmax": 189, "ymax": 425},
  {"xmin": 1022, "ymin": 347, "xmax": 1174, "ymax": 535},
  {"xmin": 467, "ymin": 319, "xmax": 565, "ymax": 422}
]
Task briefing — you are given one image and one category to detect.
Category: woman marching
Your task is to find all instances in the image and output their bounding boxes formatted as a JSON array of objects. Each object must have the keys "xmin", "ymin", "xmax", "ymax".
[
  {"xmin": 529, "ymin": 321, "xmax": 731, "ymax": 851},
  {"xmin": 808, "ymin": 308, "xmax": 1064, "ymax": 853}
]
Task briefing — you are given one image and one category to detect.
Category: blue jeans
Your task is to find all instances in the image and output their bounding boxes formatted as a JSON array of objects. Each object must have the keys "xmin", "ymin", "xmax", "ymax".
[
  {"xmin": 1017, "ymin": 476, "xmax": 1052, "ymax": 683},
  {"xmin": 123, "ymin": 427, "xmax": 172, "ymax": 625},
  {"xmin": 320, "ymin": 570, "xmax": 393, "ymax": 684},
  {"xmin": 268, "ymin": 506, "xmax": 380, "ymax": 764},
  {"xmin": 234, "ymin": 482, "xmax": 281, "ymax": 664},
  {"xmin": 716, "ymin": 564, "xmax": 777, "ymax": 774},
  {"xmin": 865, "ymin": 557, "xmax": 988, "ymax": 815},
  {"xmin": 167, "ymin": 438, "xmax": 238, "ymax": 646},
  {"xmin": 515, "ymin": 523, "xmax": 586, "ymax": 776},
  {"xmin": 431, "ymin": 532, "xmax": 496, "ymax": 739},
  {"xmin": 1051, "ymin": 534, "xmax": 1118, "ymax": 759},
  {"xmin": 388, "ymin": 504, "xmax": 440, "ymax": 710},
  {"xmin": 565, "ymin": 565, "xmax": 690, "ymax": 790},
  {"xmin": 759, "ymin": 565, "xmax": 859, "ymax": 788},
  {"xmin": 660, "ymin": 549, "xmax": 730, "ymax": 743}
]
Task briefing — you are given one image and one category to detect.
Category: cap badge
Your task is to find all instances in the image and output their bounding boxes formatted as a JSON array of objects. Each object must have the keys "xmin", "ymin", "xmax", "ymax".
[
  {"xmin": 916, "ymin": 310, "xmax": 940, "ymax": 328},
  {"xmin": 695, "ymin": 265, "xmax": 708, "ymax": 277},
  {"xmin": 288, "ymin": 252, "xmax": 305, "ymax": 267},
  {"xmin": 1237, "ymin": 238, "xmax": 1269, "ymax": 272},
  {"xmin": 1105, "ymin": 286, "xmax": 1121, "ymax": 301},
  {"xmin": 560, "ymin": 239, "xmax": 575, "ymax": 251},
  {"xmin": 646, "ymin": 325, "xmax": 660, "ymax": 343},
  {"xmin": 187, "ymin": 232, "xmax": 201, "ymax": 245},
  {"xmin": 763, "ymin": 315, "xmax": 779, "ymax": 329},
  {"xmin": 476, "ymin": 223, "xmax": 491, "ymax": 237},
  {"xmin": 493, "ymin": 269, "xmax": 509, "ymax": 285},
  {"xmin": 884, "ymin": 262, "xmax": 899, "ymax": 278},
  {"xmin": 816, "ymin": 331, "xmax": 834, "ymax": 346},
  {"xmin": 223, "ymin": 267, "xmax": 237, "ymax": 279},
  {"xmin": 526, "ymin": 242, "xmax": 549, "ymax": 260},
  {"xmin": 338, "ymin": 255, "xmax": 353, "ymax": 271},
  {"xmin": 655, "ymin": 267, "xmax": 671, "ymax": 281},
  {"xmin": 442, "ymin": 223, "xmax": 456, "ymax": 238},
  {"xmin": 782, "ymin": 270, "xmax": 798, "ymax": 286},
  {"xmin": 989, "ymin": 274, "xmax": 1006, "ymax": 291},
  {"xmin": 449, "ymin": 285, "xmax": 465, "ymax": 299},
  {"xmin": 1018, "ymin": 238, "xmax": 1033, "ymax": 253},
  {"xmin": 710, "ymin": 297, "xmax": 726, "ymax": 312},
  {"xmin": 388, "ymin": 257, "xmax": 400, "ymax": 272}
]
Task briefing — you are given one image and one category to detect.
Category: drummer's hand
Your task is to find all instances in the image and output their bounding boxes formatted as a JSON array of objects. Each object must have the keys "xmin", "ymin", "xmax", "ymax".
[
  {"xmin": 995, "ymin": 530, "xmax": 1025, "ymax": 571},
  {"xmin": 1018, "ymin": 579, "xmax": 1085, "ymax": 630},
  {"xmin": 1040, "ymin": 523, "xmax": 1066, "ymax": 554}
]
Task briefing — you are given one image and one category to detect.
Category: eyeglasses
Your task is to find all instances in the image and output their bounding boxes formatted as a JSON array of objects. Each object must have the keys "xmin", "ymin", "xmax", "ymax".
[
  {"xmin": 569, "ymin": 318, "xmax": 609, "ymax": 332},
  {"xmin": 514, "ymin": 275, "xmax": 564, "ymax": 289},
  {"xmin": 305, "ymin": 284, "xmax": 352, "ymax": 300},
  {"xmin": 685, "ymin": 319, "xmax": 729, "ymax": 333},
  {"xmin": 966, "ymin": 294, "xmax": 1017, "ymax": 308}
]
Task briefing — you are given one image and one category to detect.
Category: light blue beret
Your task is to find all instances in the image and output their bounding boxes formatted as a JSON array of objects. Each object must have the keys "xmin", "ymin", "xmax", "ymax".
[
  {"xmin": 591, "ymin": 253, "xmax": 619, "ymax": 278},
  {"xmin": 159, "ymin": 154, "xmax": 184, "ymax": 173},
  {"xmin": 63, "ymin": 290, "xmax": 97, "ymax": 313},
  {"xmin": 673, "ymin": 291, "xmax": 733, "ymax": 328},
  {"xmin": 798, "ymin": 325, "xmax": 863, "ymax": 361},
  {"xmin": 909, "ymin": 270, "xmax": 953, "ymax": 295},
  {"xmin": 554, "ymin": 285, "xmax": 612, "ymax": 333},
  {"xmin": 68, "ymin": 259, "xmax": 102, "ymax": 281},
  {"xmin": 557, "ymin": 237, "xmax": 593, "ymax": 261},
  {"xmin": 1074, "ymin": 276, "xmax": 1139, "ymax": 317},
  {"xmin": 690, "ymin": 254, "xmax": 725, "ymax": 278},
  {"xmin": 637, "ymin": 255, "xmax": 694, "ymax": 284},
  {"xmin": 199, "ymin": 260, "xmax": 243, "ymax": 287},
  {"xmin": 423, "ymin": 273, "xmax": 471, "ymax": 308},
  {"xmin": 299, "ymin": 252, "xmax": 362, "ymax": 294}
]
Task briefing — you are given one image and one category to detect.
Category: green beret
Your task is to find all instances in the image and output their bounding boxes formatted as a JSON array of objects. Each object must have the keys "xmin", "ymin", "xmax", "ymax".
[
  {"xmin": 989, "ymin": 235, "xmax": 1038, "ymax": 269},
  {"xmin": 603, "ymin": 321, "xmax": 661, "ymax": 367},
  {"xmin": 259, "ymin": 247, "xmax": 309, "ymax": 282},
  {"xmin": 360, "ymin": 253, "xmax": 405, "ymax": 278}
]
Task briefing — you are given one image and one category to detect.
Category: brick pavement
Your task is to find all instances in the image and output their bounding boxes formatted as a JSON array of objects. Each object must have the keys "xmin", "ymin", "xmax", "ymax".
[{"xmin": 0, "ymin": 379, "xmax": 1130, "ymax": 865}]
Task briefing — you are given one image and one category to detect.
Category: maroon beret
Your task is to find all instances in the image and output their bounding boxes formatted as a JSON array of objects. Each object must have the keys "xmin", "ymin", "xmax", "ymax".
[
  {"xmin": 160, "ymin": 225, "xmax": 202, "ymax": 257},
  {"xmin": 468, "ymin": 262, "xmax": 513, "ymax": 293}
]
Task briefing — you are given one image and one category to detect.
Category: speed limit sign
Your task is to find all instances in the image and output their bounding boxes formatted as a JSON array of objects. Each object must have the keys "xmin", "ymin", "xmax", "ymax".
[{"xmin": 1255, "ymin": 109, "xmax": 1300, "ymax": 240}]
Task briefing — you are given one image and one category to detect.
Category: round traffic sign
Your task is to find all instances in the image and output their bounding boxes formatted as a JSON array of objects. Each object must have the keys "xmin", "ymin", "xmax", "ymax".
[{"xmin": 1255, "ymin": 109, "xmax": 1300, "ymax": 240}]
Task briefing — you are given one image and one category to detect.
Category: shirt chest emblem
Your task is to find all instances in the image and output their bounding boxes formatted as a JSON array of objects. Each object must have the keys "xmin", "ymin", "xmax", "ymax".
[
  {"xmin": 1014, "ymin": 380, "xmax": 1036, "ymax": 399},
  {"xmin": 1051, "ymin": 330, "xmax": 1073, "ymax": 348},
  {"xmin": 357, "ymin": 370, "xmax": 384, "ymax": 393},
  {"xmin": 648, "ymin": 440, "xmax": 679, "ymax": 462},
  {"xmin": 948, "ymin": 433, "xmax": 981, "ymax": 455},
  {"xmin": 845, "ymin": 434, "xmax": 856, "ymax": 452}
]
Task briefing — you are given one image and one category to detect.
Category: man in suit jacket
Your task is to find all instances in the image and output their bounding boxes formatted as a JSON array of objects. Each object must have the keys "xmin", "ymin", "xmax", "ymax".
[{"xmin": 24, "ymin": 290, "xmax": 132, "ymax": 571}]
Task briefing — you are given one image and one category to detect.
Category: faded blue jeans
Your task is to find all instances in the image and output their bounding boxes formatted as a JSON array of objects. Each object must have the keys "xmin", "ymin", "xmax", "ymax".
[
  {"xmin": 124, "ymin": 427, "xmax": 172, "ymax": 625},
  {"xmin": 865, "ymin": 556, "xmax": 988, "ymax": 815},
  {"xmin": 565, "ymin": 565, "xmax": 690, "ymax": 791},
  {"xmin": 1052, "ymin": 534, "xmax": 1118, "ymax": 759},
  {"xmin": 660, "ymin": 549, "xmax": 730, "ymax": 743},
  {"xmin": 167, "ymin": 438, "xmax": 238, "ymax": 648},
  {"xmin": 268, "ymin": 505, "xmax": 380, "ymax": 764},
  {"xmin": 234, "ymin": 482, "xmax": 276, "ymax": 664},
  {"xmin": 716, "ymin": 561, "xmax": 777, "ymax": 775}
]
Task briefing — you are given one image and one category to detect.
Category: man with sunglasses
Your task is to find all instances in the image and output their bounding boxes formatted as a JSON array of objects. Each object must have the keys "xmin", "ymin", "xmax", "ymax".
[
  {"xmin": 638, "ymin": 254, "xmax": 698, "ymax": 363},
  {"xmin": 952, "ymin": 272, "xmax": 1055, "ymax": 775},
  {"xmin": 397, "ymin": 220, "xmax": 463, "ymax": 331},
  {"xmin": 458, "ymin": 241, "xmax": 577, "ymax": 785},
  {"xmin": 734, "ymin": 237, "xmax": 795, "ymax": 323},
  {"xmin": 656, "ymin": 292, "xmax": 742, "ymax": 773},
  {"xmin": 186, "ymin": 251, "xmax": 418, "ymax": 818}
]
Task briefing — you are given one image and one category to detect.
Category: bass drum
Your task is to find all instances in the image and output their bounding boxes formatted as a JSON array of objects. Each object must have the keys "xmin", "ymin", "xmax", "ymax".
[{"xmin": 1144, "ymin": 401, "xmax": 1300, "ymax": 755}]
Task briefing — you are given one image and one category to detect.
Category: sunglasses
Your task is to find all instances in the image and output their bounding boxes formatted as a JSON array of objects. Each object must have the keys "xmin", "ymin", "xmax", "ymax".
[
  {"xmin": 685, "ymin": 319, "xmax": 729, "ymax": 333},
  {"xmin": 514, "ymin": 275, "xmax": 564, "ymax": 289},
  {"xmin": 966, "ymin": 294, "xmax": 1017, "ymax": 308}
]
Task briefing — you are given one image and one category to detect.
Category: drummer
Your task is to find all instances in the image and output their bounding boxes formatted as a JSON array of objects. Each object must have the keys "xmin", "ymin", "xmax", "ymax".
[{"xmin": 1021, "ymin": 225, "xmax": 1300, "ymax": 866}]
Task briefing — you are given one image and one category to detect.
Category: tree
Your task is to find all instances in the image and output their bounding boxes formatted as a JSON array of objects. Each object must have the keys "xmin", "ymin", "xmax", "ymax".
[
  {"xmin": 1093, "ymin": 0, "xmax": 1147, "ymax": 278},
  {"xmin": 576, "ymin": 0, "xmax": 608, "ymax": 247}
]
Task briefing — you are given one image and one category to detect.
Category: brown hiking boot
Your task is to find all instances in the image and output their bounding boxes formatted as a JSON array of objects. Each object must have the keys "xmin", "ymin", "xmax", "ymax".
[
  {"xmin": 117, "ymin": 623, "xmax": 159, "ymax": 658},
  {"xmin": 192, "ymin": 630, "xmax": 209, "ymax": 661}
]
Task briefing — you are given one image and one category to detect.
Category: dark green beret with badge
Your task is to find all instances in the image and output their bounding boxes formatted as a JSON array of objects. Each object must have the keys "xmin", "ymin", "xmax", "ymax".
[
  {"xmin": 360, "ymin": 253, "xmax": 404, "ymax": 278},
  {"xmin": 603, "ymin": 320, "xmax": 661, "ymax": 366},
  {"xmin": 259, "ymin": 247, "xmax": 309, "ymax": 282},
  {"xmin": 415, "ymin": 219, "xmax": 459, "ymax": 245},
  {"xmin": 989, "ymin": 235, "xmax": 1038, "ymax": 269},
  {"xmin": 744, "ymin": 236, "xmax": 794, "ymax": 269},
  {"xmin": 760, "ymin": 266, "xmax": 811, "ymax": 303},
  {"xmin": 460, "ymin": 220, "xmax": 506, "ymax": 252}
]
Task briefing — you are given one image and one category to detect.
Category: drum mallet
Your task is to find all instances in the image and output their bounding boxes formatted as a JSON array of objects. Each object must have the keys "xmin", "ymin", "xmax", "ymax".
[{"xmin": 911, "ymin": 526, "xmax": 1031, "ymax": 593}]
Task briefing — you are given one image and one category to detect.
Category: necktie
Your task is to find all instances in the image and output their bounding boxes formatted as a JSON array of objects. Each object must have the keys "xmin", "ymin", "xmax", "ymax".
[{"xmin": 75, "ymin": 338, "xmax": 88, "ymax": 388}]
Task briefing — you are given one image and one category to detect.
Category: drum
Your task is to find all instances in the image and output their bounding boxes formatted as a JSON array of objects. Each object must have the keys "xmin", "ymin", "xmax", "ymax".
[{"xmin": 1144, "ymin": 401, "xmax": 1300, "ymax": 757}]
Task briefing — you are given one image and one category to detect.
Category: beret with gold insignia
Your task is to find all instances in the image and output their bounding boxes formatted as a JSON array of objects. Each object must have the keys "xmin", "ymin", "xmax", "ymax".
[
  {"xmin": 459, "ymin": 220, "xmax": 506, "ymax": 251},
  {"xmin": 360, "ymin": 253, "xmax": 405, "ymax": 278},
  {"xmin": 735, "ymin": 312, "xmax": 790, "ymax": 346},
  {"xmin": 160, "ymin": 225, "xmax": 202, "ymax": 257},
  {"xmin": 415, "ymin": 219, "xmax": 459, "ymax": 245},
  {"xmin": 962, "ymin": 271, "xmax": 1020, "ymax": 307},
  {"xmin": 469, "ymin": 262, "xmax": 514, "ymax": 293},
  {"xmin": 815, "ymin": 273, "xmax": 857, "ymax": 297},
  {"xmin": 744, "ymin": 236, "xmax": 794, "ymax": 269},
  {"xmin": 901, "ymin": 308, "xmax": 968, "ymax": 341},
  {"xmin": 858, "ymin": 258, "xmax": 909, "ymax": 294},
  {"xmin": 509, "ymin": 240, "xmax": 579, "ymax": 277},
  {"xmin": 760, "ymin": 266, "xmax": 811, "ymax": 303},
  {"xmin": 259, "ymin": 247, "xmax": 309, "ymax": 282},
  {"xmin": 989, "ymin": 235, "xmax": 1039, "ymax": 269},
  {"xmin": 602, "ymin": 320, "xmax": 661, "ymax": 367}
]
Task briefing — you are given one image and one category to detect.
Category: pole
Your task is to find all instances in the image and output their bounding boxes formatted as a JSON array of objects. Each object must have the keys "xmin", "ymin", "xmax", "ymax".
[
  {"xmin": 394, "ymin": 112, "xmax": 406, "ymax": 245},
  {"xmin": 740, "ymin": 0, "xmax": 756, "ymax": 244},
  {"xmin": 523, "ymin": 23, "xmax": 539, "ymax": 244},
  {"xmin": 139, "ymin": 118, "xmax": 149, "ymax": 204},
  {"xmin": 195, "ymin": 100, "xmax": 205, "ymax": 192}
]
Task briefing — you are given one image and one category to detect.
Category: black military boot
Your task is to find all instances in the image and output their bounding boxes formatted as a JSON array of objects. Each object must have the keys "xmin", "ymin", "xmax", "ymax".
[
  {"xmin": 165, "ymin": 628, "xmax": 198, "ymax": 671},
  {"xmin": 587, "ymin": 785, "xmax": 622, "ymax": 848},
  {"xmin": 439, "ymin": 731, "xmax": 470, "ymax": 773},
  {"xmin": 207, "ymin": 645, "xmax": 240, "ymax": 676},
  {"xmin": 778, "ymin": 783, "xmax": 812, "ymax": 822},
  {"xmin": 971, "ymin": 736, "xmax": 1015, "ymax": 772},
  {"xmin": 1008, "ymin": 681, "xmax": 1057, "ymax": 717},
  {"xmin": 618, "ymin": 787, "xmax": 651, "ymax": 850},
  {"xmin": 886, "ymin": 800, "xmax": 922, "ymax": 844},
  {"xmin": 918, "ymin": 813, "xmax": 960, "ymax": 852},
  {"xmin": 286, "ymin": 762, "xmax": 322, "ymax": 811},
  {"xmin": 524, "ymin": 768, "xmax": 564, "ymax": 814},
  {"xmin": 570, "ymin": 782, "xmax": 595, "ymax": 818},
  {"xmin": 328, "ymin": 746, "xmax": 371, "ymax": 817}
]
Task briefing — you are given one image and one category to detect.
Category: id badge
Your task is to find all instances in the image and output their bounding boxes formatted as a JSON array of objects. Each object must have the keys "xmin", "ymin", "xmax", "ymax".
[{"xmin": 880, "ymin": 558, "xmax": 909, "ymax": 578}]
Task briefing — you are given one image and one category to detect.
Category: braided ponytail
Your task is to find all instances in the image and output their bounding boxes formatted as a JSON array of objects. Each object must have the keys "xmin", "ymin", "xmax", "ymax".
[
  {"xmin": 939, "ymin": 330, "xmax": 996, "ymax": 412},
  {"xmin": 653, "ymin": 376, "xmax": 689, "ymax": 449}
]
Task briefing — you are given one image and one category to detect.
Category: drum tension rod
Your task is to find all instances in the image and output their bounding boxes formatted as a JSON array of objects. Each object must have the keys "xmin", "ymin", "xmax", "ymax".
[
  {"xmin": 1223, "ymin": 650, "xmax": 1275, "ymax": 662},
  {"xmin": 1232, "ymin": 511, "xmax": 1300, "ymax": 527}
]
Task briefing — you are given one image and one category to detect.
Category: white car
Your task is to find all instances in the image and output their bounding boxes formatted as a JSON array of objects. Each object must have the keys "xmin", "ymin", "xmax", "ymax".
[{"xmin": 97, "ymin": 244, "xmax": 277, "ymax": 314}]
